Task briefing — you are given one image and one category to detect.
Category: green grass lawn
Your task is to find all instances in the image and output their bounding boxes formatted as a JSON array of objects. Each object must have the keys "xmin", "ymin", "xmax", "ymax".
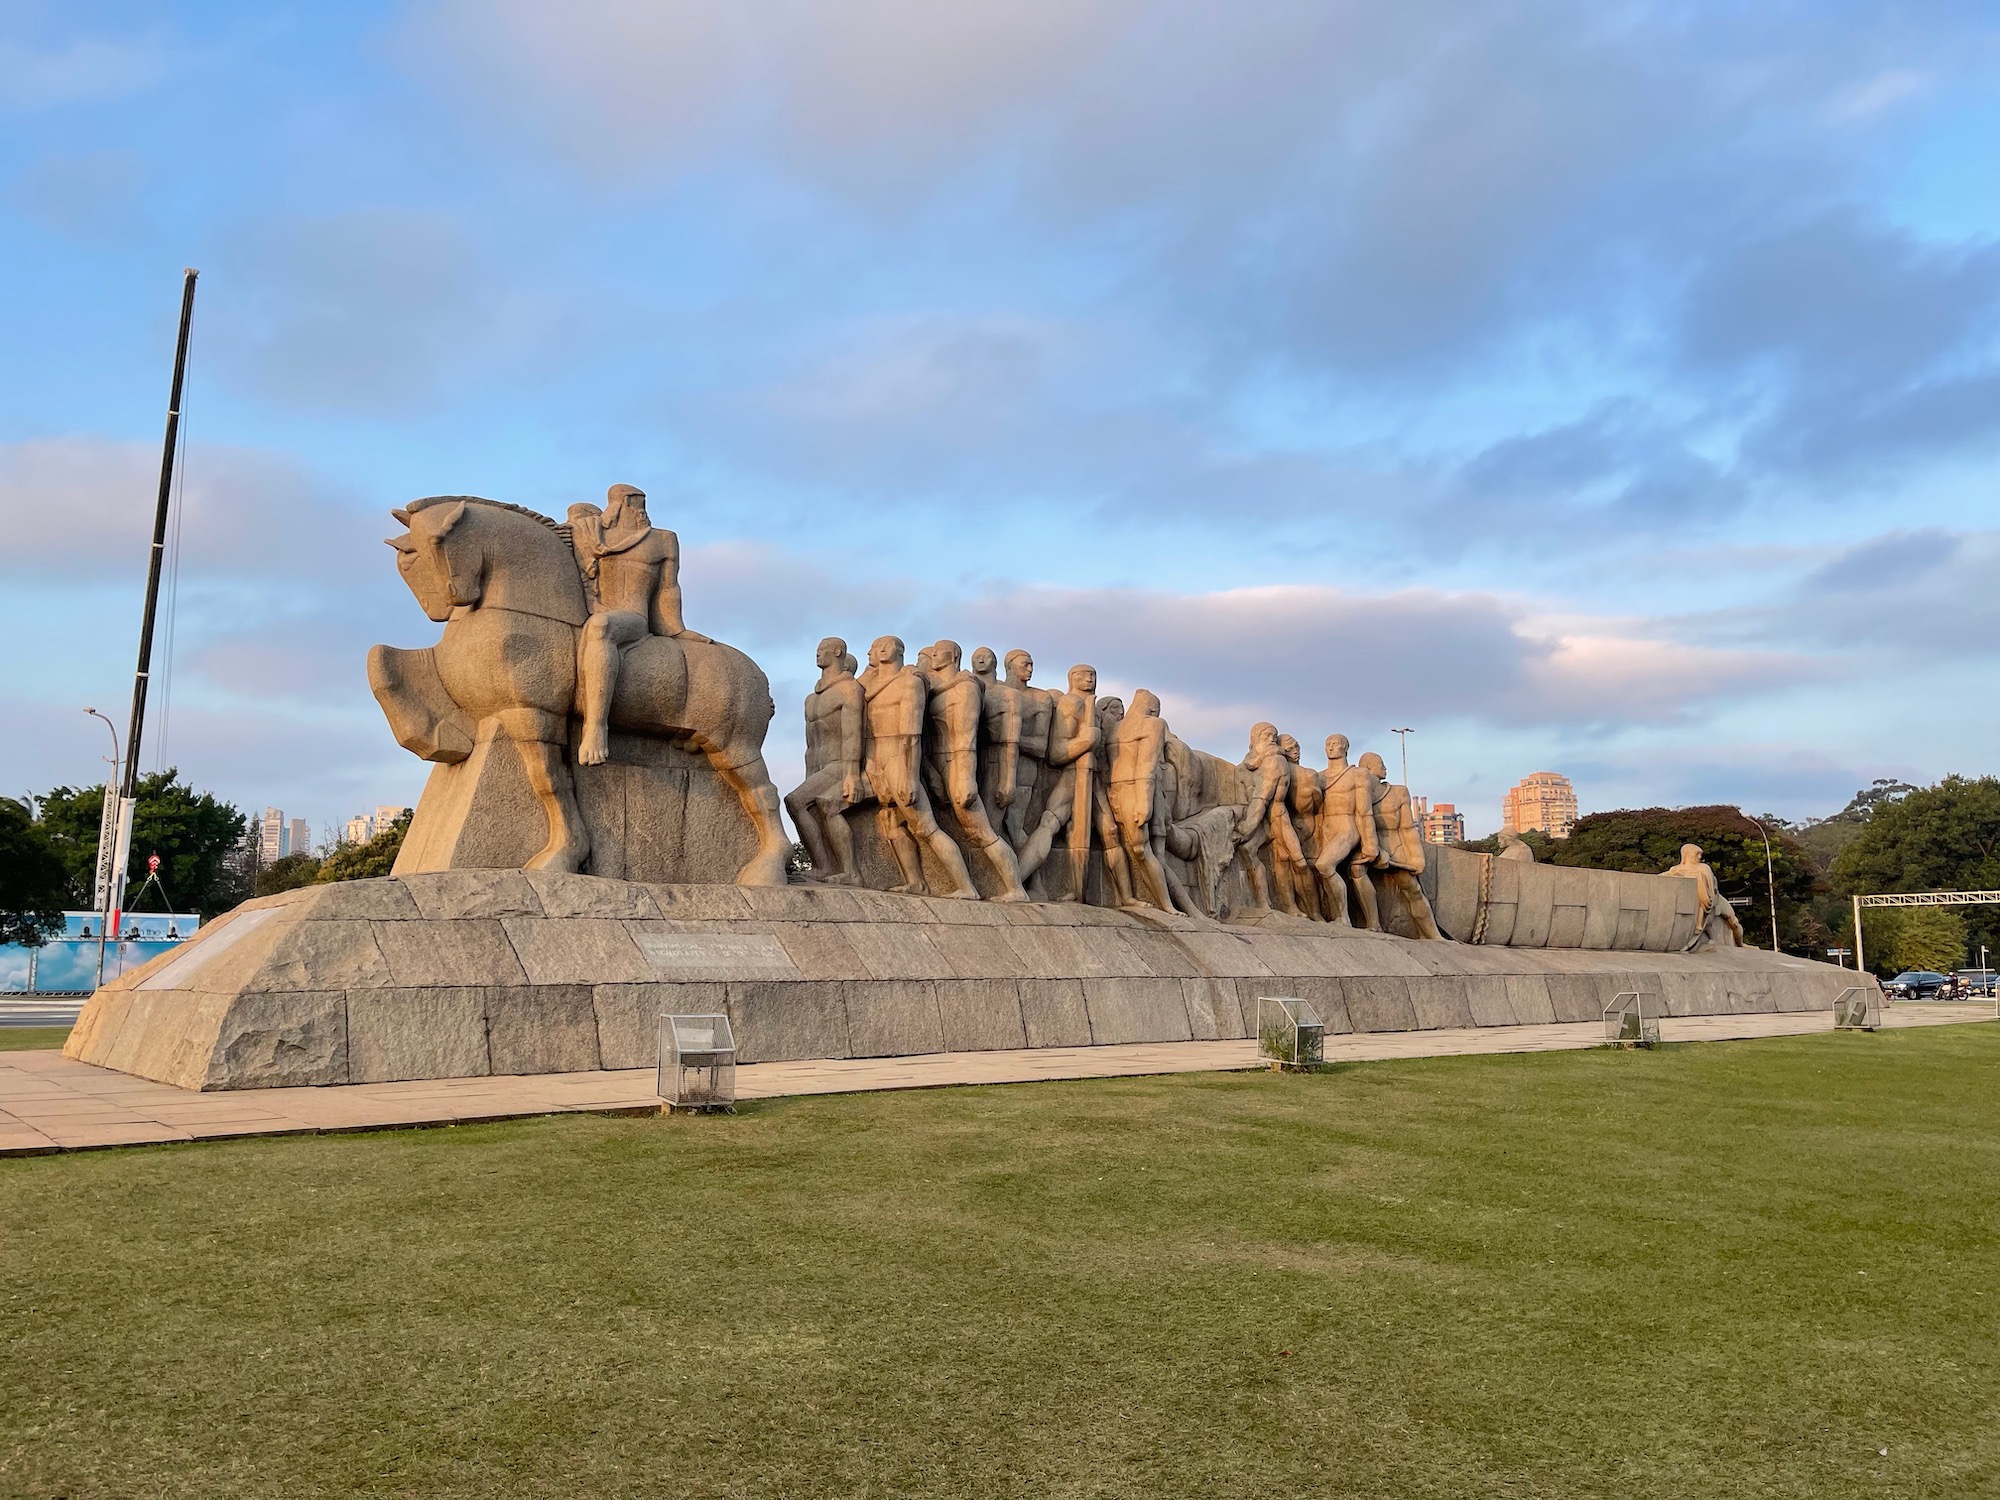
[
  {"xmin": 4, "ymin": 1027, "xmax": 1997, "ymax": 1499},
  {"xmin": 0, "ymin": 1027, "xmax": 70, "ymax": 1052}
]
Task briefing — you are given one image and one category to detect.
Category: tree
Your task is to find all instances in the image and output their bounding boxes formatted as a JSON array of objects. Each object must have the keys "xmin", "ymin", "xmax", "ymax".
[
  {"xmin": 0, "ymin": 798, "xmax": 68, "ymax": 946},
  {"xmin": 314, "ymin": 811, "xmax": 411, "ymax": 883},
  {"xmin": 1549, "ymin": 805, "xmax": 1822, "ymax": 954},
  {"xmin": 1861, "ymin": 908, "xmax": 1967, "ymax": 976},
  {"xmin": 1832, "ymin": 775, "xmax": 2000, "ymax": 970},
  {"xmin": 1793, "ymin": 779, "xmax": 1917, "ymax": 875},
  {"xmin": 256, "ymin": 851, "xmax": 323, "ymax": 897},
  {"xmin": 34, "ymin": 771, "xmax": 249, "ymax": 918}
]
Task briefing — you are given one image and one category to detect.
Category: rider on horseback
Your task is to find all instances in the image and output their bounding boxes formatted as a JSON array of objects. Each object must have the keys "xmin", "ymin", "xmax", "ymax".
[{"xmin": 569, "ymin": 483, "xmax": 711, "ymax": 766}]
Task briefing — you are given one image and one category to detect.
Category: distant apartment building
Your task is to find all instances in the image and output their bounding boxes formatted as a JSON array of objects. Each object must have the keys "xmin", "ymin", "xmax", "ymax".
[
  {"xmin": 259, "ymin": 807, "xmax": 286, "ymax": 863},
  {"xmin": 345, "ymin": 804, "xmax": 414, "ymax": 845},
  {"xmin": 1502, "ymin": 772, "xmax": 1578, "ymax": 839},
  {"xmin": 289, "ymin": 818, "xmax": 312, "ymax": 859},
  {"xmin": 1413, "ymin": 797, "xmax": 1466, "ymax": 845}
]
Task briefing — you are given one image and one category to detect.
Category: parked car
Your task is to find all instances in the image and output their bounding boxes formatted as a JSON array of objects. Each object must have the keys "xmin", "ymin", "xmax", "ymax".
[
  {"xmin": 1951, "ymin": 969, "xmax": 1997, "ymax": 998},
  {"xmin": 1884, "ymin": 970, "xmax": 1951, "ymax": 999}
]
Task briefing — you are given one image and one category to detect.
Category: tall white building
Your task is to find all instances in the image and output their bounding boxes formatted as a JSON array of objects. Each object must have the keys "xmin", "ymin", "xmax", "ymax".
[
  {"xmin": 1502, "ymin": 772, "xmax": 1578, "ymax": 839},
  {"xmin": 259, "ymin": 807, "xmax": 286, "ymax": 863}
]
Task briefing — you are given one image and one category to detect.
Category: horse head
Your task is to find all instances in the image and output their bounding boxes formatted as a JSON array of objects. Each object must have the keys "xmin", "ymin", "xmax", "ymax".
[
  {"xmin": 385, "ymin": 507, "xmax": 455, "ymax": 623},
  {"xmin": 391, "ymin": 498, "xmax": 487, "ymax": 614},
  {"xmin": 388, "ymin": 495, "xmax": 588, "ymax": 628}
]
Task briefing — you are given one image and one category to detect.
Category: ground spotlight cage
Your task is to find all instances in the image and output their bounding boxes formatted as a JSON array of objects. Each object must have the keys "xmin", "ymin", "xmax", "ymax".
[
  {"xmin": 1832, "ymin": 986, "xmax": 1882, "ymax": 1032},
  {"xmin": 1257, "ymin": 996, "xmax": 1327, "ymax": 1070},
  {"xmin": 657, "ymin": 1014, "xmax": 737, "ymax": 1111},
  {"xmin": 1603, "ymin": 991, "xmax": 1660, "ymax": 1048}
]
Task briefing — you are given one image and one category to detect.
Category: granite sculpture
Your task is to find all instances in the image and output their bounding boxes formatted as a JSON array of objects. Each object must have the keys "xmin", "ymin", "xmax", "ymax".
[
  {"xmin": 783, "ymin": 634, "xmax": 1456, "ymax": 936},
  {"xmin": 860, "ymin": 635, "xmax": 980, "ymax": 900},
  {"xmin": 1358, "ymin": 751, "xmax": 1443, "ymax": 941},
  {"xmin": 1314, "ymin": 734, "xmax": 1377, "ymax": 927},
  {"xmin": 368, "ymin": 495, "xmax": 1727, "ymax": 954},
  {"xmin": 1667, "ymin": 844, "xmax": 1746, "ymax": 950},
  {"xmin": 370, "ymin": 489, "xmax": 791, "ymax": 887},
  {"xmin": 920, "ymin": 640, "xmax": 1029, "ymax": 901},
  {"xmin": 784, "ymin": 637, "xmax": 865, "ymax": 886},
  {"xmin": 65, "ymin": 477, "xmax": 1865, "ymax": 1098}
]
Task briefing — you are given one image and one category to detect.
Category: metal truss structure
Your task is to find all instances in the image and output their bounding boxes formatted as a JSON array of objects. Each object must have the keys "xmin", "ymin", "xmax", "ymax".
[{"xmin": 1852, "ymin": 890, "xmax": 2000, "ymax": 976}]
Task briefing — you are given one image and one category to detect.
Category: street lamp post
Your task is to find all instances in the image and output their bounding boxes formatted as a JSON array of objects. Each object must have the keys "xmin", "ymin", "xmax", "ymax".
[
  {"xmin": 1391, "ymin": 727, "xmax": 1414, "ymax": 788},
  {"xmin": 1743, "ymin": 812, "xmax": 1779, "ymax": 953},
  {"xmin": 82, "ymin": 708, "xmax": 122, "ymax": 988}
]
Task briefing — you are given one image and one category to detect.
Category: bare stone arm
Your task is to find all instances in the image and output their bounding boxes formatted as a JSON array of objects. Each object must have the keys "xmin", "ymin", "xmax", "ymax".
[
  {"xmin": 649, "ymin": 530, "xmax": 711, "ymax": 644},
  {"xmin": 990, "ymin": 686, "xmax": 1021, "ymax": 808},
  {"xmin": 1046, "ymin": 701, "xmax": 1098, "ymax": 769},
  {"xmin": 1237, "ymin": 754, "xmax": 1282, "ymax": 842},
  {"xmin": 1350, "ymin": 775, "xmax": 1379, "ymax": 863},
  {"xmin": 834, "ymin": 677, "xmax": 865, "ymax": 805}
]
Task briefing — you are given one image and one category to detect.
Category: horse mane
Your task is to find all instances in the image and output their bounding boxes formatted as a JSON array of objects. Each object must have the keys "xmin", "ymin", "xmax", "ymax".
[{"xmin": 406, "ymin": 495, "xmax": 561, "ymax": 531}]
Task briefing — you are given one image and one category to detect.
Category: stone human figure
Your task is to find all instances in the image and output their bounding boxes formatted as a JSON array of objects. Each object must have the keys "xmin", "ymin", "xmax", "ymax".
[
  {"xmin": 784, "ymin": 638, "xmax": 865, "ymax": 885},
  {"xmin": 1666, "ymin": 843, "xmax": 1745, "ymax": 949},
  {"xmin": 1313, "ymin": 734, "xmax": 1379, "ymax": 927},
  {"xmin": 1234, "ymin": 723, "xmax": 1311, "ymax": 915},
  {"xmin": 970, "ymin": 647, "xmax": 1025, "ymax": 840},
  {"xmin": 1498, "ymin": 829, "xmax": 1536, "ymax": 863},
  {"xmin": 857, "ymin": 635, "xmax": 978, "ymax": 899},
  {"xmin": 1018, "ymin": 664, "xmax": 1110, "ymax": 901},
  {"xmin": 995, "ymin": 649, "xmax": 1054, "ymax": 853},
  {"xmin": 1359, "ymin": 751, "xmax": 1444, "ymax": 940},
  {"xmin": 568, "ymin": 483, "xmax": 712, "ymax": 766},
  {"xmin": 1109, "ymin": 689, "xmax": 1176, "ymax": 911},
  {"xmin": 920, "ymin": 640, "xmax": 1028, "ymax": 901},
  {"xmin": 1278, "ymin": 733, "xmax": 1325, "ymax": 920}
]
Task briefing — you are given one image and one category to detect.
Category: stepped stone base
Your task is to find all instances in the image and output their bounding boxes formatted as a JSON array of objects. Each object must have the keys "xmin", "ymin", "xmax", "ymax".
[{"xmin": 64, "ymin": 872, "xmax": 1863, "ymax": 1092}]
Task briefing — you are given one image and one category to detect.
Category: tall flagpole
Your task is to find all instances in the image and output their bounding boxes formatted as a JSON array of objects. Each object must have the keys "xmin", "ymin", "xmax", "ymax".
[{"xmin": 107, "ymin": 268, "xmax": 198, "ymax": 940}]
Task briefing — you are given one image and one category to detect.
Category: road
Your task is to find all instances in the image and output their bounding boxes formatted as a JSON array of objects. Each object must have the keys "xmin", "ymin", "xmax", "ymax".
[{"xmin": 0, "ymin": 997, "xmax": 87, "ymax": 1028}]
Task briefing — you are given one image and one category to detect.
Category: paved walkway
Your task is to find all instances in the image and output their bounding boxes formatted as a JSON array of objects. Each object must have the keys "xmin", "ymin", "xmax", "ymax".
[{"xmin": 2, "ymin": 1003, "xmax": 1990, "ymax": 1157}]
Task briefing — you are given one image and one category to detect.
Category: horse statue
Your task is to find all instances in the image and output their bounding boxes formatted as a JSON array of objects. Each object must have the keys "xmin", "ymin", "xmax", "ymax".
[{"xmin": 368, "ymin": 495, "xmax": 791, "ymax": 886}]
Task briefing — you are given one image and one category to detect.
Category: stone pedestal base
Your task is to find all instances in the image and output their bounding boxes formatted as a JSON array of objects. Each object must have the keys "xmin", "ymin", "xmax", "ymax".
[
  {"xmin": 65, "ymin": 872, "xmax": 1864, "ymax": 1093},
  {"xmin": 396, "ymin": 729, "xmax": 756, "ymax": 882}
]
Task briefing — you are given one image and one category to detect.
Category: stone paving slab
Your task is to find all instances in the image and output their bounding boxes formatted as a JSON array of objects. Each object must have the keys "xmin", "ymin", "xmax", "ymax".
[{"xmin": 2, "ymin": 1004, "xmax": 1989, "ymax": 1157}]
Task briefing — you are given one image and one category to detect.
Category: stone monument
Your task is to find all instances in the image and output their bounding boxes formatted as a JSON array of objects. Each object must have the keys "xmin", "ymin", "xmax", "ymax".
[
  {"xmin": 1667, "ymin": 844, "xmax": 1746, "ymax": 950},
  {"xmin": 369, "ymin": 490, "xmax": 791, "ymax": 887},
  {"xmin": 64, "ymin": 484, "xmax": 1868, "ymax": 1093}
]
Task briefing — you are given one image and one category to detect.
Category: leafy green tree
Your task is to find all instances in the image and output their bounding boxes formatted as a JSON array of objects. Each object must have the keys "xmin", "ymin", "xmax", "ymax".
[
  {"xmin": 1549, "ymin": 805, "xmax": 1822, "ymax": 954},
  {"xmin": 1832, "ymin": 775, "xmax": 2000, "ymax": 972},
  {"xmin": 1793, "ymin": 780, "xmax": 1916, "ymax": 875},
  {"xmin": 1862, "ymin": 908, "xmax": 1967, "ymax": 976},
  {"xmin": 0, "ymin": 798, "xmax": 68, "ymax": 946},
  {"xmin": 314, "ymin": 811, "xmax": 411, "ymax": 883},
  {"xmin": 256, "ymin": 851, "xmax": 324, "ymax": 896},
  {"xmin": 34, "ymin": 771, "xmax": 248, "ymax": 919}
]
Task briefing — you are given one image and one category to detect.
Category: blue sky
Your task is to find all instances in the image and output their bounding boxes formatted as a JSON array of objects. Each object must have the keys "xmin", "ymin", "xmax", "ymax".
[{"xmin": 4, "ymin": 0, "xmax": 1998, "ymax": 843}]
